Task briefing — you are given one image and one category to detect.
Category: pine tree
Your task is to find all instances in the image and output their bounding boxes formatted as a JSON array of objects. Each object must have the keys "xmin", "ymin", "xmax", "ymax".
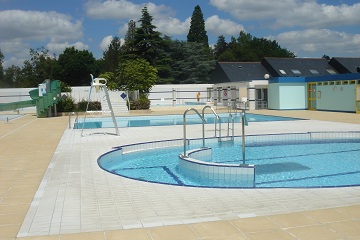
[
  {"xmin": 102, "ymin": 36, "xmax": 122, "ymax": 72},
  {"xmin": 214, "ymin": 35, "xmax": 227, "ymax": 59},
  {"xmin": 133, "ymin": 6, "xmax": 163, "ymax": 65},
  {"xmin": 124, "ymin": 20, "xmax": 136, "ymax": 52},
  {"xmin": 0, "ymin": 49, "xmax": 4, "ymax": 83},
  {"xmin": 187, "ymin": 5, "xmax": 208, "ymax": 47}
]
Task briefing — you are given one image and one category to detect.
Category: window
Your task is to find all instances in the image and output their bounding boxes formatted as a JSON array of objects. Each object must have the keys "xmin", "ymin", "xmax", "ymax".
[
  {"xmin": 279, "ymin": 69, "xmax": 286, "ymax": 74},
  {"xmin": 317, "ymin": 82, "xmax": 323, "ymax": 86},
  {"xmin": 329, "ymin": 81, "xmax": 335, "ymax": 85},
  {"xmin": 291, "ymin": 69, "xmax": 302, "ymax": 74},
  {"xmin": 343, "ymin": 80, "xmax": 348, "ymax": 85},
  {"xmin": 323, "ymin": 82, "xmax": 328, "ymax": 86},
  {"xmin": 326, "ymin": 69, "xmax": 337, "ymax": 74},
  {"xmin": 350, "ymin": 80, "xmax": 356, "ymax": 85},
  {"xmin": 309, "ymin": 69, "xmax": 320, "ymax": 74}
]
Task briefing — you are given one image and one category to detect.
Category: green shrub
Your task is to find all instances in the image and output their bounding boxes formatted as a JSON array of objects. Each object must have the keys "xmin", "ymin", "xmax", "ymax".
[
  {"xmin": 57, "ymin": 95, "xmax": 75, "ymax": 112},
  {"xmin": 128, "ymin": 98, "xmax": 150, "ymax": 110},
  {"xmin": 77, "ymin": 99, "xmax": 101, "ymax": 111}
]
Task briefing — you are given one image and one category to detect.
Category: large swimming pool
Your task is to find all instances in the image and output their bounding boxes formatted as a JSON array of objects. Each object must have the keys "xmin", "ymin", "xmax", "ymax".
[
  {"xmin": 75, "ymin": 113, "xmax": 304, "ymax": 129},
  {"xmin": 98, "ymin": 132, "xmax": 360, "ymax": 188}
]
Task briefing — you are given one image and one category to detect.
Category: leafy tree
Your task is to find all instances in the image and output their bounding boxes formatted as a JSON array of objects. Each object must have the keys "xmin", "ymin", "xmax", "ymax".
[
  {"xmin": 187, "ymin": 5, "xmax": 208, "ymax": 47},
  {"xmin": 154, "ymin": 35, "xmax": 173, "ymax": 84},
  {"xmin": 0, "ymin": 49, "xmax": 4, "ymax": 82},
  {"xmin": 322, "ymin": 55, "xmax": 330, "ymax": 60},
  {"xmin": 19, "ymin": 47, "xmax": 58, "ymax": 87},
  {"xmin": 57, "ymin": 47, "xmax": 97, "ymax": 86},
  {"xmin": 98, "ymin": 72, "xmax": 118, "ymax": 90},
  {"xmin": 2, "ymin": 65, "xmax": 22, "ymax": 87},
  {"xmin": 102, "ymin": 36, "xmax": 123, "ymax": 73},
  {"xmin": 169, "ymin": 41, "xmax": 215, "ymax": 84},
  {"xmin": 217, "ymin": 31, "xmax": 295, "ymax": 61},
  {"xmin": 117, "ymin": 58, "xmax": 157, "ymax": 94}
]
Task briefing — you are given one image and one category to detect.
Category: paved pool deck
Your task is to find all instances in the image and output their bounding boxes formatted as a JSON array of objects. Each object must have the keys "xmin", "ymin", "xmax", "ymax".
[{"xmin": 1, "ymin": 108, "xmax": 360, "ymax": 240}]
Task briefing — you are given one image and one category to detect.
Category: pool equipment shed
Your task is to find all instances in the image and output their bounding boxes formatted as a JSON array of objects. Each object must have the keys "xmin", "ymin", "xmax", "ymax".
[{"xmin": 268, "ymin": 73, "xmax": 360, "ymax": 112}]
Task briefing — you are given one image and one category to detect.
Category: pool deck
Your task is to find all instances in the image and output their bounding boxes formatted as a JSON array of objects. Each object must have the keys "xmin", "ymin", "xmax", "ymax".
[{"xmin": 1, "ymin": 108, "xmax": 360, "ymax": 239}]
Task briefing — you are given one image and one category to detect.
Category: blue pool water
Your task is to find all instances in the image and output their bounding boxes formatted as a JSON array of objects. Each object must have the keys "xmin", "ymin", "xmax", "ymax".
[
  {"xmin": 98, "ymin": 134, "xmax": 360, "ymax": 188},
  {"xmin": 75, "ymin": 113, "xmax": 303, "ymax": 129}
]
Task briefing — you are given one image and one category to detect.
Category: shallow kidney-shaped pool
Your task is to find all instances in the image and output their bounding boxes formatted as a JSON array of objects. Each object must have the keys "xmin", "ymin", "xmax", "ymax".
[{"xmin": 98, "ymin": 132, "xmax": 360, "ymax": 188}]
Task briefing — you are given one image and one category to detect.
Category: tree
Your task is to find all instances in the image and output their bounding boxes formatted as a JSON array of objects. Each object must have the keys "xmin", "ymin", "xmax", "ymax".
[
  {"xmin": 57, "ymin": 47, "xmax": 97, "ymax": 86},
  {"xmin": 0, "ymin": 49, "xmax": 4, "ymax": 82},
  {"xmin": 102, "ymin": 36, "xmax": 123, "ymax": 73},
  {"xmin": 187, "ymin": 5, "xmax": 208, "ymax": 47},
  {"xmin": 117, "ymin": 58, "xmax": 157, "ymax": 94},
  {"xmin": 169, "ymin": 41, "xmax": 215, "ymax": 84},
  {"xmin": 133, "ymin": 6, "xmax": 163, "ymax": 65},
  {"xmin": 214, "ymin": 35, "xmax": 228, "ymax": 59},
  {"xmin": 322, "ymin": 55, "xmax": 330, "ymax": 60},
  {"xmin": 21, "ymin": 47, "xmax": 57, "ymax": 87},
  {"xmin": 124, "ymin": 20, "xmax": 136, "ymax": 52},
  {"xmin": 217, "ymin": 31, "xmax": 295, "ymax": 61},
  {"xmin": 2, "ymin": 65, "xmax": 22, "ymax": 87}
]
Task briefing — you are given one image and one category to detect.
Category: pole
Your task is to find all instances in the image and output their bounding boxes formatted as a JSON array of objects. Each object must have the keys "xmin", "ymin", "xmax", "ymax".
[{"xmin": 242, "ymin": 110, "xmax": 245, "ymax": 165}]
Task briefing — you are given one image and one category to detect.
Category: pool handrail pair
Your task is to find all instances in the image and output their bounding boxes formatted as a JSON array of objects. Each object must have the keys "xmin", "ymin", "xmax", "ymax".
[{"xmin": 182, "ymin": 106, "xmax": 235, "ymax": 157}]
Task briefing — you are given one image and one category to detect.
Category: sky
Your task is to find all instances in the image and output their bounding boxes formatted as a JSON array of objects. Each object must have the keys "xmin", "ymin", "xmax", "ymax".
[{"xmin": 0, "ymin": 0, "xmax": 359, "ymax": 68}]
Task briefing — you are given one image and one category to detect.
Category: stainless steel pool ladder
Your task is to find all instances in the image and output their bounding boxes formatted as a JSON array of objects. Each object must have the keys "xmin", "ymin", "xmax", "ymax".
[
  {"xmin": 182, "ymin": 106, "xmax": 235, "ymax": 157},
  {"xmin": 202, "ymin": 106, "xmax": 221, "ymax": 142},
  {"xmin": 183, "ymin": 108, "xmax": 203, "ymax": 157}
]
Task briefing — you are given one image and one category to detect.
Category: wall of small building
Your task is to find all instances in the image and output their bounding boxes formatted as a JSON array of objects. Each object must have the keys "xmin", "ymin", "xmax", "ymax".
[
  {"xmin": 268, "ymin": 83, "xmax": 280, "ymax": 109},
  {"xmin": 268, "ymin": 77, "xmax": 307, "ymax": 110},
  {"xmin": 315, "ymin": 80, "xmax": 357, "ymax": 112}
]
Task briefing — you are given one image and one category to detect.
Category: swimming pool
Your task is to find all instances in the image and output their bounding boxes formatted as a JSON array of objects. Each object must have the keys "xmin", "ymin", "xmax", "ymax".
[
  {"xmin": 0, "ymin": 114, "xmax": 24, "ymax": 121},
  {"xmin": 98, "ymin": 132, "xmax": 360, "ymax": 188},
  {"xmin": 75, "ymin": 113, "xmax": 303, "ymax": 129}
]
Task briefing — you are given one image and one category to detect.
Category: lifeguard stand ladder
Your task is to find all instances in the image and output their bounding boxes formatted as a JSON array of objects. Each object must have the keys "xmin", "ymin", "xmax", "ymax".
[{"xmin": 81, "ymin": 74, "xmax": 120, "ymax": 136}]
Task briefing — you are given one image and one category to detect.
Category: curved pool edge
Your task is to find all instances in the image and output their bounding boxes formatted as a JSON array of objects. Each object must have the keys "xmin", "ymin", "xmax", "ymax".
[{"xmin": 97, "ymin": 131, "xmax": 360, "ymax": 189}]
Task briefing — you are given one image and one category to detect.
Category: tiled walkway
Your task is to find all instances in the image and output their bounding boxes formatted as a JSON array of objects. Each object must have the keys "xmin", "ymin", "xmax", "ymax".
[{"xmin": 1, "ymin": 109, "xmax": 360, "ymax": 239}]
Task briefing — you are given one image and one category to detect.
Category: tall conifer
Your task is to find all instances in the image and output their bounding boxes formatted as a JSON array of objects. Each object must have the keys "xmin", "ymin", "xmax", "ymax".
[{"xmin": 187, "ymin": 5, "xmax": 208, "ymax": 47}]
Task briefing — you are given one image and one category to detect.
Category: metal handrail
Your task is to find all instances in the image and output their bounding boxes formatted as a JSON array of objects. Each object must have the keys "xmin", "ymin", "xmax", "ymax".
[
  {"xmin": 202, "ymin": 106, "xmax": 220, "ymax": 147},
  {"xmin": 227, "ymin": 113, "xmax": 234, "ymax": 140},
  {"xmin": 182, "ymin": 108, "xmax": 203, "ymax": 157}
]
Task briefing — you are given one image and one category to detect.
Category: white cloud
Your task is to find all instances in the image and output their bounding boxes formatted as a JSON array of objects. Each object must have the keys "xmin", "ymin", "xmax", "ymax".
[
  {"xmin": 210, "ymin": 0, "xmax": 360, "ymax": 29},
  {"xmin": 85, "ymin": 0, "xmax": 140, "ymax": 19},
  {"xmin": 0, "ymin": 41, "xmax": 30, "ymax": 67},
  {"xmin": 85, "ymin": 0, "xmax": 174, "ymax": 20},
  {"xmin": 100, "ymin": 36, "xmax": 114, "ymax": 51},
  {"xmin": 268, "ymin": 29, "xmax": 360, "ymax": 57},
  {"xmin": 154, "ymin": 17, "xmax": 190, "ymax": 37},
  {"xmin": 99, "ymin": 35, "xmax": 125, "ymax": 51},
  {"xmin": 0, "ymin": 10, "xmax": 83, "ymax": 42},
  {"xmin": 47, "ymin": 42, "xmax": 89, "ymax": 55},
  {"xmin": 206, "ymin": 15, "xmax": 245, "ymax": 36}
]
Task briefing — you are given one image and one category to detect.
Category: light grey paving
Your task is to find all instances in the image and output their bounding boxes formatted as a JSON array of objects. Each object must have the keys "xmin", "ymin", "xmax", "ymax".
[{"xmin": 18, "ymin": 119, "xmax": 360, "ymax": 237}]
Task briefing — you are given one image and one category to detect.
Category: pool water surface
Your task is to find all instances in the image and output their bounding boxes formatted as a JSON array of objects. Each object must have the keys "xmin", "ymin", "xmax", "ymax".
[
  {"xmin": 75, "ymin": 113, "xmax": 304, "ymax": 129},
  {"xmin": 98, "ymin": 135, "xmax": 360, "ymax": 188}
]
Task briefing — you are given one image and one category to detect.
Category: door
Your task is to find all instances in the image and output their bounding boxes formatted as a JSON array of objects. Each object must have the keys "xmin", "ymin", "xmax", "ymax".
[{"xmin": 308, "ymin": 82, "xmax": 317, "ymax": 110}]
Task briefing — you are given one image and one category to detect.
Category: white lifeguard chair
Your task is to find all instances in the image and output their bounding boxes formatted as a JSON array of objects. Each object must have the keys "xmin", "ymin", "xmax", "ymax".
[{"xmin": 81, "ymin": 74, "xmax": 120, "ymax": 136}]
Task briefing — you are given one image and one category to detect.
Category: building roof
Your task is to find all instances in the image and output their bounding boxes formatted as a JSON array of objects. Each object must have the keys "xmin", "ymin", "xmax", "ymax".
[
  {"xmin": 261, "ymin": 57, "xmax": 338, "ymax": 77},
  {"xmin": 209, "ymin": 57, "xmax": 360, "ymax": 85},
  {"xmin": 329, "ymin": 57, "xmax": 360, "ymax": 74},
  {"xmin": 209, "ymin": 62, "xmax": 268, "ymax": 84}
]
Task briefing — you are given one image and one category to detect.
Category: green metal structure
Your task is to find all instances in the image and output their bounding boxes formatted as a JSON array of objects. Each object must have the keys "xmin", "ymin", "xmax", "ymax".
[{"xmin": 0, "ymin": 80, "xmax": 61, "ymax": 118}]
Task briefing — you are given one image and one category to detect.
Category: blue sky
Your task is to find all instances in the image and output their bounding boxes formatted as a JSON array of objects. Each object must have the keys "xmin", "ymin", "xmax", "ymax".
[{"xmin": 1, "ymin": 0, "xmax": 359, "ymax": 68}]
